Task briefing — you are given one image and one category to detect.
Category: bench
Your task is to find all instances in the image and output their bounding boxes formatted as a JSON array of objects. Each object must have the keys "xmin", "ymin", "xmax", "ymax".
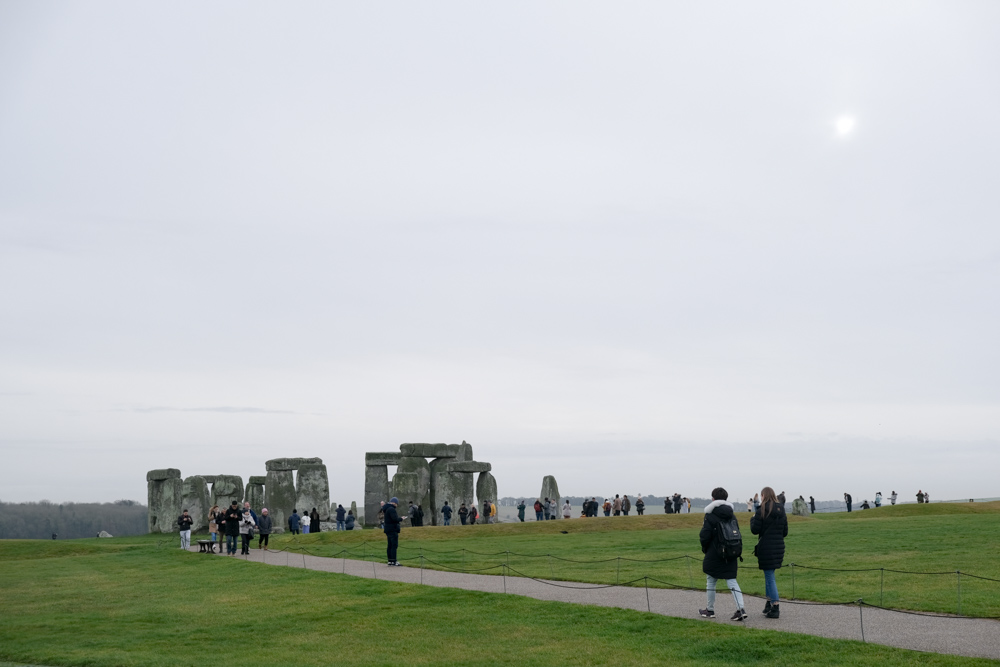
[{"xmin": 197, "ymin": 540, "xmax": 216, "ymax": 553}]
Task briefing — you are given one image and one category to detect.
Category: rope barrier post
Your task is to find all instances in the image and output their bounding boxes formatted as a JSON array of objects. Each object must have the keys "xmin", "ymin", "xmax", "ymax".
[
  {"xmin": 956, "ymin": 571, "xmax": 962, "ymax": 615},
  {"xmin": 645, "ymin": 576, "xmax": 650, "ymax": 613},
  {"xmin": 791, "ymin": 563, "xmax": 795, "ymax": 600},
  {"xmin": 617, "ymin": 556, "xmax": 621, "ymax": 585},
  {"xmin": 880, "ymin": 568, "xmax": 884, "ymax": 607},
  {"xmin": 857, "ymin": 599, "xmax": 865, "ymax": 643}
]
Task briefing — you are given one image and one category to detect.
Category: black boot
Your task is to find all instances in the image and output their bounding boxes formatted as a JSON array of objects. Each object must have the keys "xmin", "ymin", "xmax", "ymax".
[
  {"xmin": 765, "ymin": 603, "xmax": 780, "ymax": 619},
  {"xmin": 763, "ymin": 600, "xmax": 772, "ymax": 615}
]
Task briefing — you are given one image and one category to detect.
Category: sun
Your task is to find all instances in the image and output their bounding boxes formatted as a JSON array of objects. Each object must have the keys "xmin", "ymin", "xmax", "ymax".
[{"xmin": 835, "ymin": 116, "xmax": 855, "ymax": 136}]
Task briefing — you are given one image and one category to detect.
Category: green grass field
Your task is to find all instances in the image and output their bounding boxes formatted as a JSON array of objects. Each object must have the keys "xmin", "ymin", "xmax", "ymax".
[
  {"xmin": 1, "ymin": 531, "xmax": 998, "ymax": 667},
  {"xmin": 280, "ymin": 501, "xmax": 1000, "ymax": 617}
]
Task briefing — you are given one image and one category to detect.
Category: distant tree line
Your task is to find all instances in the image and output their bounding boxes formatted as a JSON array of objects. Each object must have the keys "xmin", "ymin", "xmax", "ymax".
[{"xmin": 0, "ymin": 500, "xmax": 148, "ymax": 539}]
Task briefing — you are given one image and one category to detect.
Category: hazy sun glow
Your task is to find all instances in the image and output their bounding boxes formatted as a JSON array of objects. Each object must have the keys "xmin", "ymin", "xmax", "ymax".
[{"xmin": 836, "ymin": 116, "xmax": 855, "ymax": 135}]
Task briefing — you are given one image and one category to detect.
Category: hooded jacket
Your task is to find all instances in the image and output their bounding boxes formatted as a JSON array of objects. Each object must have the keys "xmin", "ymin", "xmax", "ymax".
[
  {"xmin": 257, "ymin": 514, "xmax": 273, "ymax": 535},
  {"xmin": 383, "ymin": 503, "xmax": 402, "ymax": 535},
  {"xmin": 699, "ymin": 499, "xmax": 740, "ymax": 580},
  {"xmin": 750, "ymin": 502, "xmax": 788, "ymax": 570}
]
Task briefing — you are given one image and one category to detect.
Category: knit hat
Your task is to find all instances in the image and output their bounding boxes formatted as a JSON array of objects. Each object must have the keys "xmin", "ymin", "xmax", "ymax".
[{"xmin": 390, "ymin": 497, "xmax": 399, "ymax": 505}]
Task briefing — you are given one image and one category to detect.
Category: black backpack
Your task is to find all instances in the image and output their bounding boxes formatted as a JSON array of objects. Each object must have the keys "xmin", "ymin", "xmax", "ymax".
[{"xmin": 715, "ymin": 516, "xmax": 744, "ymax": 561}]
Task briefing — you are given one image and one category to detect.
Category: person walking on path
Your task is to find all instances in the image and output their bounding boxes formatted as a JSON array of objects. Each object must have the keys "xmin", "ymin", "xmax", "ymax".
[
  {"xmin": 844, "ymin": 493, "xmax": 853, "ymax": 512},
  {"xmin": 562, "ymin": 500, "xmax": 573, "ymax": 519},
  {"xmin": 383, "ymin": 497, "xmax": 402, "ymax": 566},
  {"xmin": 459, "ymin": 503, "xmax": 469, "ymax": 525},
  {"xmin": 890, "ymin": 490, "xmax": 897, "ymax": 506},
  {"xmin": 336, "ymin": 504, "xmax": 346, "ymax": 531},
  {"xmin": 257, "ymin": 508, "xmax": 272, "ymax": 549},
  {"xmin": 622, "ymin": 495, "xmax": 631, "ymax": 516},
  {"xmin": 310, "ymin": 508, "xmax": 321, "ymax": 533},
  {"xmin": 635, "ymin": 495, "xmax": 645, "ymax": 515},
  {"xmin": 534, "ymin": 499, "xmax": 543, "ymax": 521},
  {"xmin": 750, "ymin": 486, "xmax": 788, "ymax": 619},
  {"xmin": 288, "ymin": 509, "xmax": 301, "ymax": 535},
  {"xmin": 809, "ymin": 496, "xmax": 815, "ymax": 514},
  {"xmin": 516, "ymin": 500, "xmax": 526, "ymax": 522},
  {"xmin": 178, "ymin": 509, "xmax": 193, "ymax": 550},
  {"xmin": 223, "ymin": 501, "xmax": 241, "ymax": 556},
  {"xmin": 441, "ymin": 501, "xmax": 453, "ymax": 526},
  {"xmin": 613, "ymin": 495, "xmax": 622, "ymax": 516},
  {"xmin": 239, "ymin": 507, "xmax": 256, "ymax": 555},
  {"xmin": 698, "ymin": 487, "xmax": 748, "ymax": 622},
  {"xmin": 874, "ymin": 492, "xmax": 882, "ymax": 508}
]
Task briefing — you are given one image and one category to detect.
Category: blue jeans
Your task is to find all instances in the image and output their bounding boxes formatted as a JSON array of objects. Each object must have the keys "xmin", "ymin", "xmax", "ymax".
[
  {"xmin": 706, "ymin": 575, "xmax": 745, "ymax": 611},
  {"xmin": 337, "ymin": 520, "xmax": 345, "ymax": 531},
  {"xmin": 302, "ymin": 525, "xmax": 309, "ymax": 534},
  {"xmin": 226, "ymin": 534, "xmax": 238, "ymax": 554},
  {"xmin": 443, "ymin": 517, "xmax": 451, "ymax": 526},
  {"xmin": 763, "ymin": 569, "xmax": 779, "ymax": 602},
  {"xmin": 535, "ymin": 511, "xmax": 543, "ymax": 521}
]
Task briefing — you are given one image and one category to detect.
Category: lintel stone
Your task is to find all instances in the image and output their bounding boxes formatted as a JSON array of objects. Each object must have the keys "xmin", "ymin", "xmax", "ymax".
[
  {"xmin": 365, "ymin": 452, "xmax": 402, "ymax": 466},
  {"xmin": 400, "ymin": 443, "xmax": 459, "ymax": 459},
  {"xmin": 265, "ymin": 457, "xmax": 323, "ymax": 471},
  {"xmin": 446, "ymin": 461, "xmax": 491, "ymax": 473},
  {"xmin": 146, "ymin": 468, "xmax": 181, "ymax": 482},
  {"xmin": 248, "ymin": 476, "xmax": 267, "ymax": 485}
]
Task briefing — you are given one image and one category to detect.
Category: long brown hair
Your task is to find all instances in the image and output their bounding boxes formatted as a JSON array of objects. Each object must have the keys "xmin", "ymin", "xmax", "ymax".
[{"xmin": 760, "ymin": 487, "xmax": 779, "ymax": 518}]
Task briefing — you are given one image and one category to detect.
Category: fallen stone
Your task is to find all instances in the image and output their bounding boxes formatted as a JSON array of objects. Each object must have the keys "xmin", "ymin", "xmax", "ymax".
[{"xmin": 98, "ymin": 531, "xmax": 113, "ymax": 538}]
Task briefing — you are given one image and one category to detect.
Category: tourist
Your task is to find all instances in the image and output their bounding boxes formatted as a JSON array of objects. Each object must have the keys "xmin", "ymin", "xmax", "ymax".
[
  {"xmin": 378, "ymin": 501, "xmax": 385, "ymax": 529},
  {"xmin": 844, "ymin": 492, "xmax": 853, "ymax": 512},
  {"xmin": 874, "ymin": 492, "xmax": 882, "ymax": 508},
  {"xmin": 635, "ymin": 495, "xmax": 645, "ymax": 516},
  {"xmin": 257, "ymin": 508, "xmax": 272, "ymax": 549},
  {"xmin": 415, "ymin": 504, "xmax": 425, "ymax": 527},
  {"xmin": 208, "ymin": 505, "xmax": 220, "ymax": 547},
  {"xmin": 336, "ymin": 504, "xmax": 346, "ymax": 531},
  {"xmin": 562, "ymin": 499, "xmax": 572, "ymax": 519},
  {"xmin": 613, "ymin": 495, "xmax": 622, "ymax": 516},
  {"xmin": 441, "ymin": 501, "xmax": 453, "ymax": 526},
  {"xmin": 750, "ymin": 487, "xmax": 788, "ymax": 619},
  {"xmin": 469, "ymin": 503, "xmax": 478, "ymax": 525},
  {"xmin": 698, "ymin": 487, "xmax": 748, "ymax": 622},
  {"xmin": 777, "ymin": 491, "xmax": 786, "ymax": 506},
  {"xmin": 673, "ymin": 493, "xmax": 683, "ymax": 514},
  {"xmin": 533, "ymin": 499, "xmax": 543, "ymax": 521},
  {"xmin": 925, "ymin": 491, "xmax": 930, "ymax": 503},
  {"xmin": 310, "ymin": 508, "xmax": 321, "ymax": 533},
  {"xmin": 383, "ymin": 497, "xmax": 402, "ymax": 566},
  {"xmin": 490, "ymin": 500, "xmax": 498, "ymax": 524},
  {"xmin": 243, "ymin": 501, "xmax": 257, "ymax": 523},
  {"xmin": 224, "ymin": 501, "xmax": 241, "ymax": 556},
  {"xmin": 809, "ymin": 496, "xmax": 815, "ymax": 514},
  {"xmin": 916, "ymin": 490, "xmax": 925, "ymax": 503},
  {"xmin": 300, "ymin": 510, "xmax": 311, "ymax": 534},
  {"xmin": 602, "ymin": 498, "xmax": 610, "ymax": 516},
  {"xmin": 622, "ymin": 495, "xmax": 631, "ymax": 516},
  {"xmin": 239, "ymin": 506, "xmax": 256, "ymax": 555},
  {"xmin": 861, "ymin": 500, "xmax": 871, "ymax": 510},
  {"xmin": 542, "ymin": 498, "xmax": 551, "ymax": 520},
  {"xmin": 458, "ymin": 503, "xmax": 469, "ymax": 525},
  {"xmin": 288, "ymin": 509, "xmax": 301, "ymax": 535},
  {"xmin": 685, "ymin": 497, "xmax": 692, "ymax": 513},
  {"xmin": 664, "ymin": 498, "xmax": 672, "ymax": 514},
  {"xmin": 177, "ymin": 509, "xmax": 193, "ymax": 550},
  {"xmin": 890, "ymin": 490, "xmax": 898, "ymax": 506},
  {"xmin": 345, "ymin": 510, "xmax": 355, "ymax": 530},
  {"xmin": 547, "ymin": 497, "xmax": 557, "ymax": 520},
  {"xmin": 590, "ymin": 497, "xmax": 599, "ymax": 517},
  {"xmin": 516, "ymin": 499, "xmax": 526, "ymax": 522}
]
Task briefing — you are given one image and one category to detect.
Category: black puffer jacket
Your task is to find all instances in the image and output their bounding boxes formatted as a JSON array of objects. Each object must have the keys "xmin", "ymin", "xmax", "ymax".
[
  {"xmin": 749, "ymin": 502, "xmax": 788, "ymax": 570},
  {"xmin": 700, "ymin": 500, "xmax": 740, "ymax": 580}
]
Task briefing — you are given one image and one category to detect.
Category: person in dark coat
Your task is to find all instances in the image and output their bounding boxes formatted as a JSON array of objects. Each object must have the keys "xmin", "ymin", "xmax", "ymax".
[
  {"xmin": 809, "ymin": 496, "xmax": 816, "ymax": 514},
  {"xmin": 336, "ymin": 504, "xmax": 347, "ymax": 531},
  {"xmin": 310, "ymin": 508, "xmax": 321, "ymax": 533},
  {"xmin": 256, "ymin": 508, "xmax": 273, "ymax": 550},
  {"xmin": 698, "ymin": 487, "xmax": 747, "ymax": 621},
  {"xmin": 223, "ymin": 501, "xmax": 242, "ymax": 556},
  {"xmin": 383, "ymin": 497, "xmax": 403, "ymax": 566},
  {"xmin": 750, "ymin": 486, "xmax": 789, "ymax": 619}
]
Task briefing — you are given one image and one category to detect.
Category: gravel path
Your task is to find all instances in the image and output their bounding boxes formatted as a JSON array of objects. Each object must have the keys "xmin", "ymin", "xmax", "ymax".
[{"xmin": 204, "ymin": 547, "xmax": 1000, "ymax": 660}]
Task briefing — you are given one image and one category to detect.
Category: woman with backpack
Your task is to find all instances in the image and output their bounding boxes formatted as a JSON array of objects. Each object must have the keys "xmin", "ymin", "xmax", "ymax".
[
  {"xmin": 750, "ymin": 486, "xmax": 788, "ymax": 619},
  {"xmin": 469, "ymin": 504, "xmax": 478, "ymax": 525}
]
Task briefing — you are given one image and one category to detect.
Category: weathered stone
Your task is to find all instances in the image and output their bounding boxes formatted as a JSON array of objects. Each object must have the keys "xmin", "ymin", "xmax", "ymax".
[
  {"xmin": 98, "ymin": 530, "xmax": 113, "ymax": 538},
  {"xmin": 476, "ymin": 472, "xmax": 498, "ymax": 521},
  {"xmin": 201, "ymin": 475, "xmax": 218, "ymax": 484},
  {"xmin": 394, "ymin": 457, "xmax": 431, "ymax": 516},
  {"xmin": 350, "ymin": 500, "xmax": 359, "ymax": 523},
  {"xmin": 364, "ymin": 465, "xmax": 389, "ymax": 528},
  {"xmin": 365, "ymin": 452, "xmax": 402, "ymax": 466},
  {"xmin": 391, "ymin": 472, "xmax": 419, "ymax": 525},
  {"xmin": 540, "ymin": 475, "xmax": 560, "ymax": 509},
  {"xmin": 400, "ymin": 443, "xmax": 459, "ymax": 459},
  {"xmin": 433, "ymin": 468, "xmax": 473, "ymax": 526},
  {"xmin": 791, "ymin": 497, "xmax": 810, "ymax": 517},
  {"xmin": 146, "ymin": 468, "xmax": 181, "ymax": 482},
  {"xmin": 295, "ymin": 464, "xmax": 331, "ymax": 522},
  {"xmin": 428, "ymin": 457, "xmax": 450, "ymax": 526},
  {"xmin": 264, "ymin": 469, "xmax": 296, "ymax": 532},
  {"xmin": 265, "ymin": 457, "xmax": 323, "ymax": 472},
  {"xmin": 210, "ymin": 475, "xmax": 244, "ymax": 511},
  {"xmin": 182, "ymin": 476, "xmax": 210, "ymax": 532},
  {"xmin": 147, "ymin": 475, "xmax": 183, "ymax": 533},
  {"xmin": 246, "ymin": 480, "xmax": 265, "ymax": 512},
  {"xmin": 445, "ymin": 461, "xmax": 491, "ymax": 473},
  {"xmin": 248, "ymin": 475, "xmax": 267, "ymax": 485}
]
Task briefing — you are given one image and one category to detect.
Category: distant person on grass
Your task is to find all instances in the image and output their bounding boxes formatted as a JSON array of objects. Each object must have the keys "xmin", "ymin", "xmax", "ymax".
[
  {"xmin": 635, "ymin": 495, "xmax": 645, "ymax": 515},
  {"xmin": 562, "ymin": 500, "xmax": 572, "ymax": 519},
  {"xmin": 874, "ymin": 492, "xmax": 882, "ymax": 508},
  {"xmin": 809, "ymin": 496, "xmax": 815, "ymax": 514},
  {"xmin": 257, "ymin": 508, "xmax": 272, "ymax": 549},
  {"xmin": 664, "ymin": 498, "xmax": 672, "ymax": 514},
  {"xmin": 605, "ymin": 499, "xmax": 613, "ymax": 516},
  {"xmin": 916, "ymin": 490, "xmax": 925, "ymax": 503},
  {"xmin": 844, "ymin": 493, "xmax": 853, "ymax": 512},
  {"xmin": 288, "ymin": 509, "xmax": 301, "ymax": 535},
  {"xmin": 178, "ymin": 509, "xmax": 193, "ymax": 550},
  {"xmin": 441, "ymin": 501, "xmax": 453, "ymax": 526},
  {"xmin": 310, "ymin": 508, "xmax": 321, "ymax": 533},
  {"xmin": 224, "ymin": 501, "xmax": 241, "ymax": 556},
  {"xmin": 890, "ymin": 491, "xmax": 897, "ymax": 506},
  {"xmin": 613, "ymin": 495, "xmax": 622, "ymax": 516},
  {"xmin": 517, "ymin": 499, "xmax": 526, "ymax": 522},
  {"xmin": 469, "ymin": 504, "xmax": 478, "ymax": 525},
  {"xmin": 300, "ymin": 511, "xmax": 311, "ymax": 534},
  {"xmin": 547, "ymin": 498, "xmax": 557, "ymax": 520},
  {"xmin": 543, "ymin": 498, "xmax": 552, "ymax": 521},
  {"xmin": 459, "ymin": 503, "xmax": 469, "ymax": 525},
  {"xmin": 750, "ymin": 486, "xmax": 788, "ymax": 619},
  {"xmin": 534, "ymin": 499, "xmax": 544, "ymax": 521},
  {"xmin": 622, "ymin": 495, "xmax": 631, "ymax": 516},
  {"xmin": 698, "ymin": 487, "xmax": 748, "ymax": 622},
  {"xmin": 345, "ymin": 510, "xmax": 355, "ymax": 530},
  {"xmin": 336, "ymin": 504, "xmax": 346, "ymax": 531},
  {"xmin": 383, "ymin": 497, "xmax": 402, "ymax": 566}
]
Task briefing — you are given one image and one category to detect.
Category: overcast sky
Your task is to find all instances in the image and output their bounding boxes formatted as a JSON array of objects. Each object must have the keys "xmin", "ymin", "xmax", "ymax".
[{"xmin": 2, "ymin": 2, "xmax": 998, "ymax": 508}]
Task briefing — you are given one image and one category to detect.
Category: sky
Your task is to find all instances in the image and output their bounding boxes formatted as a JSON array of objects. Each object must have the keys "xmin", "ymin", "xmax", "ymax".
[{"xmin": 1, "ymin": 2, "xmax": 998, "ymax": 508}]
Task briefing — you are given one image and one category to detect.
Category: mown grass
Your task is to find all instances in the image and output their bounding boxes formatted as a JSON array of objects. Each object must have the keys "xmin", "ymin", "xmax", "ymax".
[
  {"xmin": 276, "ymin": 501, "xmax": 1000, "ymax": 617},
  {"xmin": 0, "ymin": 538, "xmax": 996, "ymax": 667}
]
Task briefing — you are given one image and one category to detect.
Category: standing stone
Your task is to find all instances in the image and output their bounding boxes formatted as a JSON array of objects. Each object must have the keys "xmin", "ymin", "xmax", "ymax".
[
  {"xmin": 364, "ymin": 452, "xmax": 400, "ymax": 528},
  {"xmin": 350, "ymin": 501, "xmax": 359, "ymax": 527},
  {"xmin": 264, "ymin": 469, "xmax": 296, "ymax": 532},
  {"xmin": 295, "ymin": 464, "xmax": 331, "ymax": 521},
  {"xmin": 476, "ymin": 471, "xmax": 498, "ymax": 522},
  {"xmin": 181, "ymin": 476, "xmax": 210, "ymax": 532},
  {"xmin": 540, "ymin": 475, "xmax": 560, "ymax": 510},
  {"xmin": 791, "ymin": 497, "xmax": 809, "ymax": 517},
  {"xmin": 391, "ymin": 472, "xmax": 419, "ymax": 525},
  {"xmin": 146, "ymin": 469, "xmax": 182, "ymax": 534},
  {"xmin": 394, "ymin": 456, "xmax": 431, "ymax": 520},
  {"xmin": 246, "ymin": 476, "xmax": 266, "ymax": 512},
  {"xmin": 210, "ymin": 475, "xmax": 244, "ymax": 511}
]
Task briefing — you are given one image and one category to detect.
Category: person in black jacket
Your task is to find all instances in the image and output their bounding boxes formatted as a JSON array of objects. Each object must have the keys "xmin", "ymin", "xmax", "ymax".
[
  {"xmin": 383, "ymin": 497, "xmax": 403, "ymax": 566},
  {"xmin": 698, "ymin": 487, "xmax": 748, "ymax": 621},
  {"xmin": 223, "ymin": 501, "xmax": 241, "ymax": 556},
  {"xmin": 750, "ymin": 486, "xmax": 789, "ymax": 619}
]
